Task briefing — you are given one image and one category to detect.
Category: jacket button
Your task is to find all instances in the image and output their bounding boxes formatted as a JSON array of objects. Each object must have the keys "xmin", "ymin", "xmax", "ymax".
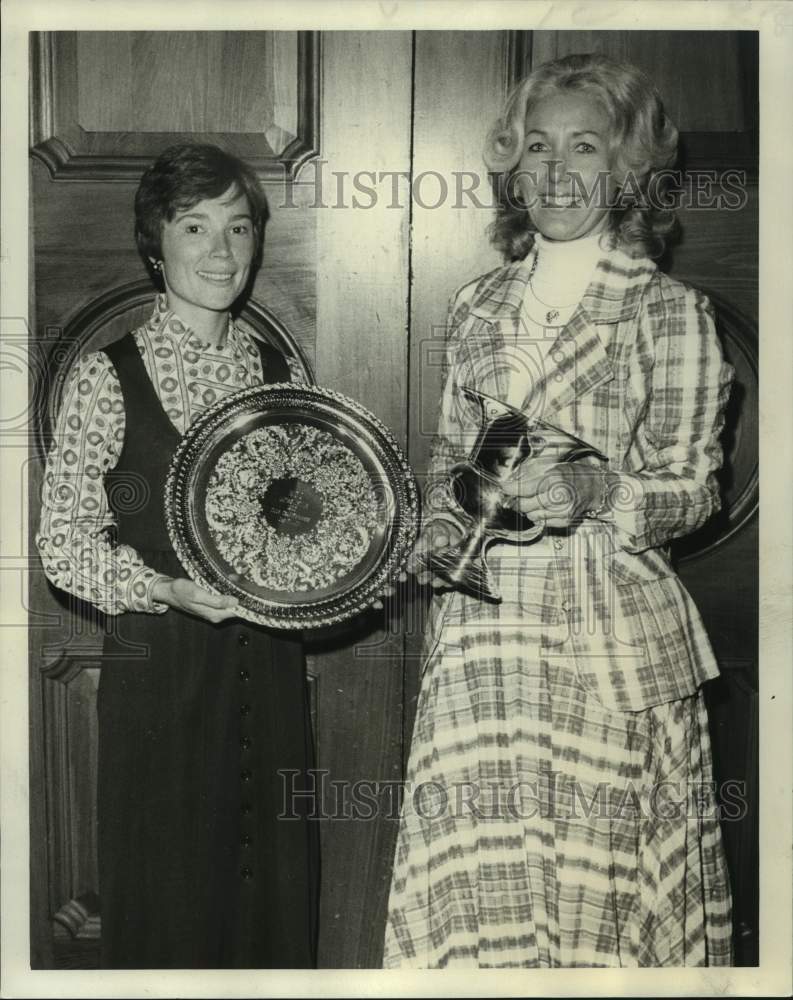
[
  {"xmin": 240, "ymin": 736, "xmax": 252, "ymax": 751},
  {"xmin": 238, "ymin": 632, "xmax": 250, "ymax": 647},
  {"xmin": 239, "ymin": 668, "xmax": 250, "ymax": 682},
  {"xmin": 240, "ymin": 769, "xmax": 253, "ymax": 782},
  {"xmin": 241, "ymin": 801, "xmax": 253, "ymax": 815},
  {"xmin": 240, "ymin": 703, "xmax": 252, "ymax": 716},
  {"xmin": 241, "ymin": 835, "xmax": 252, "ymax": 848},
  {"xmin": 240, "ymin": 866, "xmax": 253, "ymax": 880}
]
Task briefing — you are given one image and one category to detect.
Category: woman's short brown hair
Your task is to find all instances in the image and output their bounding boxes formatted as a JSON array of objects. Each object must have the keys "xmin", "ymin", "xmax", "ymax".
[{"xmin": 134, "ymin": 143, "xmax": 269, "ymax": 283}]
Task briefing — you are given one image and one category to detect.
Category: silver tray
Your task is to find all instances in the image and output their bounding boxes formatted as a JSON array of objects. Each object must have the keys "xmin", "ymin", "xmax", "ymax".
[{"xmin": 165, "ymin": 383, "xmax": 419, "ymax": 629}]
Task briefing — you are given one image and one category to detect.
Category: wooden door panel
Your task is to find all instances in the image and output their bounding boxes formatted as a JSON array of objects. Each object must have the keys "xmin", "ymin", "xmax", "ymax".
[
  {"xmin": 311, "ymin": 32, "xmax": 413, "ymax": 966},
  {"xmin": 31, "ymin": 31, "xmax": 318, "ymax": 180},
  {"xmin": 405, "ymin": 30, "xmax": 514, "ymax": 734},
  {"xmin": 41, "ymin": 660, "xmax": 100, "ymax": 926},
  {"xmin": 530, "ymin": 29, "xmax": 757, "ymax": 135}
]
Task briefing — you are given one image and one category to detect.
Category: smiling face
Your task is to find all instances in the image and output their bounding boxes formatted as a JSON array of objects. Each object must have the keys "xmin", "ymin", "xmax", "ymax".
[
  {"xmin": 516, "ymin": 89, "xmax": 618, "ymax": 242},
  {"xmin": 157, "ymin": 186, "xmax": 255, "ymax": 333}
]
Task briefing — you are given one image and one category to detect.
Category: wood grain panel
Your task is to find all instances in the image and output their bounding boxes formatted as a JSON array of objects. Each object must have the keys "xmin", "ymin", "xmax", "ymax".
[
  {"xmin": 75, "ymin": 34, "xmax": 133, "ymax": 132},
  {"xmin": 409, "ymin": 31, "xmax": 508, "ymax": 484},
  {"xmin": 671, "ymin": 185, "xmax": 759, "ymax": 321},
  {"xmin": 31, "ymin": 31, "xmax": 318, "ymax": 181},
  {"xmin": 406, "ymin": 32, "xmax": 511, "ymax": 744},
  {"xmin": 678, "ymin": 520, "xmax": 758, "ymax": 672},
  {"xmin": 530, "ymin": 30, "xmax": 749, "ymax": 132},
  {"xmin": 76, "ymin": 33, "xmax": 294, "ymax": 142},
  {"xmin": 41, "ymin": 662, "xmax": 100, "ymax": 913},
  {"xmin": 272, "ymin": 32, "xmax": 299, "ymax": 139},
  {"xmin": 313, "ymin": 30, "xmax": 413, "ymax": 968},
  {"xmin": 704, "ymin": 668, "xmax": 759, "ymax": 966},
  {"xmin": 28, "ymin": 524, "xmax": 59, "ymax": 962}
]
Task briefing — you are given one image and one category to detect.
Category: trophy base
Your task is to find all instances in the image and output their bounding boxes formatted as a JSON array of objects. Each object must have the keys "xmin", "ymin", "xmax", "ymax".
[{"xmin": 428, "ymin": 547, "xmax": 502, "ymax": 603}]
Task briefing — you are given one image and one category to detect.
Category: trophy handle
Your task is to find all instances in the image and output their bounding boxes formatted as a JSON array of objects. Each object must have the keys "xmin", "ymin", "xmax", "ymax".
[
  {"xmin": 428, "ymin": 526, "xmax": 503, "ymax": 602},
  {"xmin": 428, "ymin": 386, "xmax": 608, "ymax": 602}
]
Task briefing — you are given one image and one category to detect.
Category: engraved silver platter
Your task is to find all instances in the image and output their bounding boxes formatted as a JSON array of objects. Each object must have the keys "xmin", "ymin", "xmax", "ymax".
[{"xmin": 165, "ymin": 383, "xmax": 420, "ymax": 629}]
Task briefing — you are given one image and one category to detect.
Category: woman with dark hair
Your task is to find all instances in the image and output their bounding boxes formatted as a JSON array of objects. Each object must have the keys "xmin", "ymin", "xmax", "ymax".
[
  {"xmin": 384, "ymin": 54, "xmax": 734, "ymax": 968},
  {"xmin": 37, "ymin": 143, "xmax": 318, "ymax": 969}
]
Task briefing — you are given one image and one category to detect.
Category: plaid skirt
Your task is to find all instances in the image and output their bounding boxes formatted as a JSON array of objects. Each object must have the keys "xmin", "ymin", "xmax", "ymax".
[{"xmin": 383, "ymin": 548, "xmax": 733, "ymax": 968}]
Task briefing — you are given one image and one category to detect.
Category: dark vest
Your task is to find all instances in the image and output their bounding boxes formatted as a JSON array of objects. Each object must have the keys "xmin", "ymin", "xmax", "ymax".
[
  {"xmin": 96, "ymin": 330, "xmax": 317, "ymax": 969},
  {"xmin": 103, "ymin": 331, "xmax": 289, "ymax": 571}
]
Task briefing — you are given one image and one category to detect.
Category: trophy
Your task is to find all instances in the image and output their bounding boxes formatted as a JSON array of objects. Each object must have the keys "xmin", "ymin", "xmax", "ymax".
[
  {"xmin": 166, "ymin": 383, "xmax": 420, "ymax": 629},
  {"xmin": 424, "ymin": 387, "xmax": 607, "ymax": 602}
]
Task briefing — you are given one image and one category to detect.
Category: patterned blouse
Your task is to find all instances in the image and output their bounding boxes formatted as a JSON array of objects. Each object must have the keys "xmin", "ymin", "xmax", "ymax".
[{"xmin": 36, "ymin": 295, "xmax": 304, "ymax": 616}]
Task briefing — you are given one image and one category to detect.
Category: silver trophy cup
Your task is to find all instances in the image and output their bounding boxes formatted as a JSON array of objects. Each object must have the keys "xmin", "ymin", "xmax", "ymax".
[{"xmin": 425, "ymin": 387, "xmax": 607, "ymax": 602}]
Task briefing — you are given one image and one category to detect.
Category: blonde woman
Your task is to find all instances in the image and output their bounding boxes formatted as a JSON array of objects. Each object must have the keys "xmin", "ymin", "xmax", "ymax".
[{"xmin": 384, "ymin": 54, "xmax": 734, "ymax": 968}]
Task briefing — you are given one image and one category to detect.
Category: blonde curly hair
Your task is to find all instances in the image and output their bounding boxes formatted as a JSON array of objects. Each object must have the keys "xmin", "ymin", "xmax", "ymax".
[{"xmin": 484, "ymin": 53, "xmax": 680, "ymax": 260}]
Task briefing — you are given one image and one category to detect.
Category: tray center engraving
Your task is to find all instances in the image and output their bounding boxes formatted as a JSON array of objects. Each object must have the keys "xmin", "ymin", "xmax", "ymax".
[{"xmin": 260, "ymin": 476, "xmax": 324, "ymax": 537}]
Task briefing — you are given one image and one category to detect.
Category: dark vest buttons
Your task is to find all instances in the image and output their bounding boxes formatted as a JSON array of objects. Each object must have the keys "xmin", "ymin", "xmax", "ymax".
[
  {"xmin": 238, "ymin": 633, "xmax": 250, "ymax": 647},
  {"xmin": 240, "ymin": 736, "xmax": 252, "ymax": 751},
  {"xmin": 239, "ymin": 668, "xmax": 250, "ymax": 682},
  {"xmin": 240, "ymin": 866, "xmax": 253, "ymax": 880},
  {"xmin": 240, "ymin": 769, "xmax": 252, "ymax": 782},
  {"xmin": 240, "ymin": 703, "xmax": 252, "ymax": 716}
]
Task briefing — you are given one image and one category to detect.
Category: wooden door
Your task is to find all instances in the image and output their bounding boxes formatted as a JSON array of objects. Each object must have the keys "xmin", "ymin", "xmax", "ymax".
[{"xmin": 28, "ymin": 29, "xmax": 413, "ymax": 969}]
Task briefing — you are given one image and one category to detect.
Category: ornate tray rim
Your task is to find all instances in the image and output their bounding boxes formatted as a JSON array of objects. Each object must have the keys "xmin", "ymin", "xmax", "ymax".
[{"xmin": 165, "ymin": 382, "xmax": 419, "ymax": 629}]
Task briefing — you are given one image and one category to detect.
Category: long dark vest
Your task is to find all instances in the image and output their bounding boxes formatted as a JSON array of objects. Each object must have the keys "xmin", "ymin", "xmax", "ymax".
[{"xmin": 98, "ymin": 333, "xmax": 318, "ymax": 969}]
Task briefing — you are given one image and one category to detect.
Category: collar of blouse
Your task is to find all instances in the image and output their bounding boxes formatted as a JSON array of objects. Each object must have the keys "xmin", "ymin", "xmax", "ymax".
[{"xmin": 147, "ymin": 293, "xmax": 244, "ymax": 355}]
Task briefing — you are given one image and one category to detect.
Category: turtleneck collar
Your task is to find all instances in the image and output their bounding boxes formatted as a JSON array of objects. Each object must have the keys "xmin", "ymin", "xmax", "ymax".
[
  {"xmin": 533, "ymin": 231, "xmax": 608, "ymax": 268},
  {"xmin": 530, "ymin": 231, "xmax": 610, "ymax": 309}
]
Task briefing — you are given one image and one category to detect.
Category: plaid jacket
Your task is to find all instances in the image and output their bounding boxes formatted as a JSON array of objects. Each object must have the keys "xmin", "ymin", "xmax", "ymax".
[{"xmin": 421, "ymin": 242, "xmax": 735, "ymax": 712}]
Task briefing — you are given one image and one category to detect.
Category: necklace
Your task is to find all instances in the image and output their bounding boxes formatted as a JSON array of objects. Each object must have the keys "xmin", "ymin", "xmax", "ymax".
[{"xmin": 527, "ymin": 248, "xmax": 580, "ymax": 325}]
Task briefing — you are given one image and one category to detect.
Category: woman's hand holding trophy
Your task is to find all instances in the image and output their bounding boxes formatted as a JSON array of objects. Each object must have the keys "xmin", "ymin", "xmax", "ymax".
[{"xmin": 409, "ymin": 388, "xmax": 609, "ymax": 602}]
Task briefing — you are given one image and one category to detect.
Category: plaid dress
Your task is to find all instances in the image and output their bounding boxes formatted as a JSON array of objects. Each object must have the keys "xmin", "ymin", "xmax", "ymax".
[{"xmin": 383, "ymin": 245, "xmax": 734, "ymax": 968}]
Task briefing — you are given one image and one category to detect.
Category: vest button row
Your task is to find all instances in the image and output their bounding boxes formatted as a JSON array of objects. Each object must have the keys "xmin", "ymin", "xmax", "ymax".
[{"xmin": 239, "ymin": 625, "xmax": 253, "ymax": 840}]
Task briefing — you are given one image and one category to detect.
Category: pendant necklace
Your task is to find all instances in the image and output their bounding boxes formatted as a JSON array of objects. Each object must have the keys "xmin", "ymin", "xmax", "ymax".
[{"xmin": 527, "ymin": 246, "xmax": 580, "ymax": 325}]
